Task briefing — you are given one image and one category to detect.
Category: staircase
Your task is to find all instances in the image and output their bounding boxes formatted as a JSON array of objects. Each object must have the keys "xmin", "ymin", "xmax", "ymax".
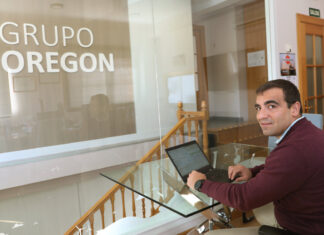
[{"xmin": 65, "ymin": 101, "xmax": 209, "ymax": 235}]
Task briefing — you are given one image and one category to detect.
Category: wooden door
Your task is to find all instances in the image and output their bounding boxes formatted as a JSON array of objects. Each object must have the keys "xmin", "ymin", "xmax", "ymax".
[
  {"xmin": 297, "ymin": 14, "xmax": 324, "ymax": 114},
  {"xmin": 243, "ymin": 0, "xmax": 268, "ymax": 121}
]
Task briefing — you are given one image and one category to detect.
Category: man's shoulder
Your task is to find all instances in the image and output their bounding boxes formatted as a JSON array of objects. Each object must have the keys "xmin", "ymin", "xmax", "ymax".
[
  {"xmin": 288, "ymin": 117, "xmax": 324, "ymax": 140},
  {"xmin": 268, "ymin": 144, "xmax": 299, "ymax": 161},
  {"xmin": 272, "ymin": 121, "xmax": 324, "ymax": 164}
]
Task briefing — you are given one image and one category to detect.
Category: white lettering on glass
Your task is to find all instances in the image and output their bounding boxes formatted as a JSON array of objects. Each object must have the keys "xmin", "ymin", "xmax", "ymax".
[
  {"xmin": 61, "ymin": 52, "xmax": 78, "ymax": 72},
  {"xmin": 99, "ymin": 53, "xmax": 114, "ymax": 72},
  {"xmin": 0, "ymin": 21, "xmax": 115, "ymax": 73},
  {"xmin": 46, "ymin": 52, "xmax": 59, "ymax": 72},
  {"xmin": 23, "ymin": 23, "xmax": 39, "ymax": 46},
  {"xmin": 62, "ymin": 26, "xmax": 74, "ymax": 47},
  {"xmin": 41, "ymin": 24, "xmax": 58, "ymax": 47},
  {"xmin": 77, "ymin": 28, "xmax": 93, "ymax": 48},
  {"xmin": 2, "ymin": 50, "xmax": 24, "ymax": 73},
  {"xmin": 27, "ymin": 51, "xmax": 44, "ymax": 73},
  {"xmin": 1, "ymin": 51, "xmax": 114, "ymax": 73},
  {"xmin": 80, "ymin": 53, "xmax": 97, "ymax": 72},
  {"xmin": 0, "ymin": 22, "xmax": 19, "ymax": 45}
]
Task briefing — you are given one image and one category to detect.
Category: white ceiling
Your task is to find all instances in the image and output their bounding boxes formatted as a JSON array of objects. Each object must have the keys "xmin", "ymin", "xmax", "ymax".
[
  {"xmin": 191, "ymin": 0, "xmax": 257, "ymax": 22},
  {"xmin": 0, "ymin": 0, "xmax": 257, "ymax": 22},
  {"xmin": 0, "ymin": 0, "xmax": 125, "ymax": 21}
]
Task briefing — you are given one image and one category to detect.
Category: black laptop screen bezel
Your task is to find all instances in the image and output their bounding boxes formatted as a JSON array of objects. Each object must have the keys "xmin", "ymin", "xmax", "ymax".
[{"xmin": 165, "ymin": 140, "xmax": 210, "ymax": 182}]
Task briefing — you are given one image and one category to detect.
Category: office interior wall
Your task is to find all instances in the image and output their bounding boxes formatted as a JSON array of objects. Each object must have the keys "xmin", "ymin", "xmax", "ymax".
[
  {"xmin": 195, "ymin": 8, "xmax": 248, "ymax": 120},
  {"xmin": 268, "ymin": 0, "xmax": 324, "ymax": 83}
]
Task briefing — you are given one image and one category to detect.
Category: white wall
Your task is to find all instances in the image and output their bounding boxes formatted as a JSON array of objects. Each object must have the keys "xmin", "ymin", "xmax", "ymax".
[
  {"xmin": 266, "ymin": 0, "xmax": 324, "ymax": 84},
  {"xmin": 197, "ymin": 9, "xmax": 246, "ymax": 119},
  {"xmin": 204, "ymin": 10, "xmax": 238, "ymax": 57},
  {"xmin": 0, "ymin": 139, "xmax": 157, "ymax": 190}
]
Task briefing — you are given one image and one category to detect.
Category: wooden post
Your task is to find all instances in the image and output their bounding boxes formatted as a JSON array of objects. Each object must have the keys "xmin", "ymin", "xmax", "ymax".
[
  {"xmin": 177, "ymin": 102, "xmax": 184, "ymax": 144},
  {"xmin": 201, "ymin": 100, "xmax": 209, "ymax": 158},
  {"xmin": 177, "ymin": 102, "xmax": 183, "ymax": 121}
]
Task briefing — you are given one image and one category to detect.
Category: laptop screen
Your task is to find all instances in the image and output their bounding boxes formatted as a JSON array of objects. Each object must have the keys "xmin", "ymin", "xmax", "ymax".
[{"xmin": 166, "ymin": 141, "xmax": 210, "ymax": 177}]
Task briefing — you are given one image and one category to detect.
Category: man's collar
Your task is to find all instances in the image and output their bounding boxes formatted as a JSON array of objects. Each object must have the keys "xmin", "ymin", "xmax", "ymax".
[{"xmin": 275, "ymin": 116, "xmax": 305, "ymax": 145}]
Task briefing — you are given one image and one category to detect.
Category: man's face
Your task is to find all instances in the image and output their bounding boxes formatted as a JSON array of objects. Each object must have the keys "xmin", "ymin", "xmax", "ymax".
[{"xmin": 255, "ymin": 88, "xmax": 300, "ymax": 138}]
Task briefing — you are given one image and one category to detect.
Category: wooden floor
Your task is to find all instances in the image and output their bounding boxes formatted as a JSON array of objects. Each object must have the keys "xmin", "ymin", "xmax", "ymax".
[
  {"xmin": 230, "ymin": 211, "xmax": 260, "ymax": 228},
  {"xmin": 178, "ymin": 210, "xmax": 260, "ymax": 235}
]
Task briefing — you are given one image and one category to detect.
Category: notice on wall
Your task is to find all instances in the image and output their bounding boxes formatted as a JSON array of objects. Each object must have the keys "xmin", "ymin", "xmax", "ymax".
[
  {"xmin": 280, "ymin": 53, "xmax": 296, "ymax": 76},
  {"xmin": 280, "ymin": 53, "xmax": 297, "ymax": 86},
  {"xmin": 247, "ymin": 50, "xmax": 265, "ymax": 67}
]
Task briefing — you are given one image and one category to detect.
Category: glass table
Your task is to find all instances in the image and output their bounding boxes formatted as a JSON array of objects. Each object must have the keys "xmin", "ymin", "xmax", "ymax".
[{"xmin": 100, "ymin": 143, "xmax": 272, "ymax": 218}]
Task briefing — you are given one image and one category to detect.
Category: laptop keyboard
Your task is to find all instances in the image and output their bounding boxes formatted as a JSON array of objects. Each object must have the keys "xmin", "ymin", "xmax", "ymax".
[{"xmin": 205, "ymin": 168, "xmax": 230, "ymax": 182}]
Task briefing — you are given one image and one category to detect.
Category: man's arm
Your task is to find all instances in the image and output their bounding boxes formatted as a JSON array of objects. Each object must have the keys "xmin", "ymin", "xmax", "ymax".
[
  {"xmin": 187, "ymin": 164, "xmax": 253, "ymax": 191},
  {"xmin": 249, "ymin": 164, "xmax": 265, "ymax": 177},
  {"xmin": 187, "ymin": 170, "xmax": 206, "ymax": 190},
  {"xmin": 228, "ymin": 164, "xmax": 253, "ymax": 182},
  {"xmin": 197, "ymin": 148, "xmax": 306, "ymax": 212}
]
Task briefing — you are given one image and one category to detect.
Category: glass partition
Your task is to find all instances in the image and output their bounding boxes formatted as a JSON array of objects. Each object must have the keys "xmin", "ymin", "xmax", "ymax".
[{"xmin": 0, "ymin": 0, "xmax": 268, "ymax": 234}]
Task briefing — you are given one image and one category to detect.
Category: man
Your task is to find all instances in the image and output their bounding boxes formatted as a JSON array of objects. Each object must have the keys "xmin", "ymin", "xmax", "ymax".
[{"xmin": 187, "ymin": 79, "xmax": 324, "ymax": 235}]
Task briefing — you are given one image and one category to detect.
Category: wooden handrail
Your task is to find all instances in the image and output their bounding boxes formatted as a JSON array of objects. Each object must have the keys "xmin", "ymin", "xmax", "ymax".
[{"xmin": 65, "ymin": 101, "xmax": 208, "ymax": 235}]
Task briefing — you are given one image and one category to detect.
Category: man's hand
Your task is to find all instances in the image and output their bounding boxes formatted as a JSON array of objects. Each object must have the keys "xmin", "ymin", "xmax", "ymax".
[
  {"xmin": 187, "ymin": 170, "xmax": 207, "ymax": 190},
  {"xmin": 228, "ymin": 164, "xmax": 252, "ymax": 182}
]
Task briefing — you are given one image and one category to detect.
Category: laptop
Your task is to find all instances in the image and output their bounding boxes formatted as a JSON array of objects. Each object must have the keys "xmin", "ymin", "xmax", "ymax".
[{"xmin": 165, "ymin": 140, "xmax": 231, "ymax": 183}]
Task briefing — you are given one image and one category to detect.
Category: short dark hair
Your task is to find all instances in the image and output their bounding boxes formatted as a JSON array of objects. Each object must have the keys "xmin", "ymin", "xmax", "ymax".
[{"xmin": 256, "ymin": 79, "xmax": 303, "ymax": 114}]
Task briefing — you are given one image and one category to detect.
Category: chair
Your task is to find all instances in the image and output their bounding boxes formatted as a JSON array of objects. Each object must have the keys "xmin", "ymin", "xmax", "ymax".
[{"xmin": 254, "ymin": 113, "xmax": 323, "ymax": 227}]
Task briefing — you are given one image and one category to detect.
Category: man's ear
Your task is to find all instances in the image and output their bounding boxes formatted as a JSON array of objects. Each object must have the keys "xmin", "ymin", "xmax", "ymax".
[{"xmin": 290, "ymin": 102, "xmax": 301, "ymax": 117}]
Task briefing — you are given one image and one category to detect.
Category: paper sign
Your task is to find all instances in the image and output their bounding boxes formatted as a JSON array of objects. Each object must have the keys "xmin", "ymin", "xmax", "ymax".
[{"xmin": 247, "ymin": 50, "xmax": 265, "ymax": 67}]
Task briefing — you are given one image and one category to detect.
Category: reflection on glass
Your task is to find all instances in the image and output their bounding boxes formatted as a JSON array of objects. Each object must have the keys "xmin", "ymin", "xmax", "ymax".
[
  {"xmin": 307, "ymin": 67, "xmax": 315, "ymax": 96},
  {"xmin": 316, "ymin": 67, "xmax": 323, "ymax": 96},
  {"xmin": 193, "ymin": 35, "xmax": 197, "ymax": 53},
  {"xmin": 315, "ymin": 36, "xmax": 323, "ymax": 65},
  {"xmin": 306, "ymin": 35, "xmax": 314, "ymax": 65},
  {"xmin": 0, "ymin": 0, "xmax": 141, "ymax": 153}
]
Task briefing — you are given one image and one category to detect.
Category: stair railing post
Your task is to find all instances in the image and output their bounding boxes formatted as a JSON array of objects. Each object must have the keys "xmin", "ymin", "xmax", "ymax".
[
  {"xmin": 177, "ymin": 102, "xmax": 184, "ymax": 144},
  {"xmin": 201, "ymin": 100, "xmax": 209, "ymax": 158}
]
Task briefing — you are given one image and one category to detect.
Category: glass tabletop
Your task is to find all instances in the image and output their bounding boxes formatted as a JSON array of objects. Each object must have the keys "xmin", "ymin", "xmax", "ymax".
[
  {"xmin": 100, "ymin": 143, "xmax": 272, "ymax": 217},
  {"xmin": 209, "ymin": 143, "xmax": 272, "ymax": 170}
]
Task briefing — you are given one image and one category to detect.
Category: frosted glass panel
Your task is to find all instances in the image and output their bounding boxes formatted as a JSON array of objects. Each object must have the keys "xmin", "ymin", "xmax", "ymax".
[
  {"xmin": 306, "ymin": 35, "xmax": 313, "ymax": 65},
  {"xmin": 307, "ymin": 67, "xmax": 314, "ymax": 96},
  {"xmin": 309, "ymin": 99, "xmax": 315, "ymax": 113},
  {"xmin": 0, "ymin": 0, "xmax": 137, "ymax": 153},
  {"xmin": 316, "ymin": 36, "xmax": 323, "ymax": 65},
  {"xmin": 317, "ymin": 68, "xmax": 323, "ymax": 114},
  {"xmin": 318, "ymin": 98, "xmax": 323, "ymax": 114},
  {"xmin": 317, "ymin": 67, "xmax": 323, "ymax": 95}
]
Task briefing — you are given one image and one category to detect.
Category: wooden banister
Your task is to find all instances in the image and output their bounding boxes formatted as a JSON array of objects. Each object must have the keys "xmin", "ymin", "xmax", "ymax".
[{"xmin": 65, "ymin": 101, "xmax": 208, "ymax": 235}]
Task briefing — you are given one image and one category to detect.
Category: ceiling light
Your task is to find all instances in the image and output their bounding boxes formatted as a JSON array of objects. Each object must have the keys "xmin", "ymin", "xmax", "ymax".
[{"xmin": 50, "ymin": 3, "xmax": 64, "ymax": 9}]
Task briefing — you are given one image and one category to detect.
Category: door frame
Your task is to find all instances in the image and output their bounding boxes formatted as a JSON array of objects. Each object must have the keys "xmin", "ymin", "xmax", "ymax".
[{"xmin": 297, "ymin": 13, "xmax": 324, "ymax": 112}]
